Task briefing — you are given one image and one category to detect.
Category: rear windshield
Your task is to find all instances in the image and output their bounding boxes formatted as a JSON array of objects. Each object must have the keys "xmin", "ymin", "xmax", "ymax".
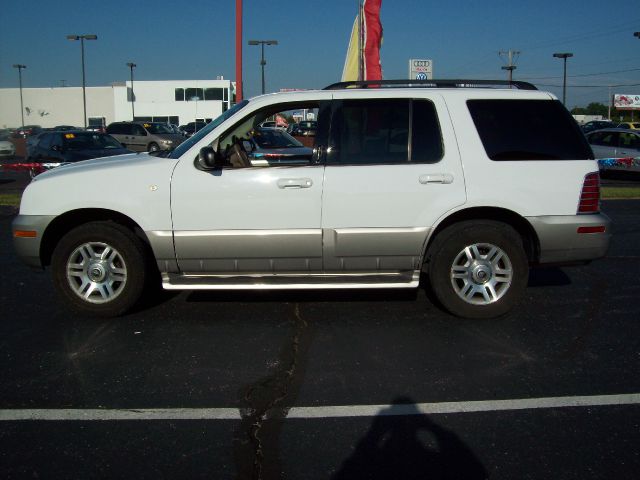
[{"xmin": 467, "ymin": 99, "xmax": 593, "ymax": 160}]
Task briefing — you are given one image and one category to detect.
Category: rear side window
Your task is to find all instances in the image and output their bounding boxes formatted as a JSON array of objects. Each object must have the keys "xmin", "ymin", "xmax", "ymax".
[
  {"xmin": 467, "ymin": 99, "xmax": 593, "ymax": 160},
  {"xmin": 328, "ymin": 99, "xmax": 443, "ymax": 165}
]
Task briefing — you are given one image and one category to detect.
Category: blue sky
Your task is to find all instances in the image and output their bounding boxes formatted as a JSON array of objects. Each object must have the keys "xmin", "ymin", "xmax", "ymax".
[{"xmin": 1, "ymin": 0, "xmax": 639, "ymax": 108}]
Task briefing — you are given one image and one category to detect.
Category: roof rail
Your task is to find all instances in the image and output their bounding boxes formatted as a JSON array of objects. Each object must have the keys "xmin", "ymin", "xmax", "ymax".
[{"xmin": 323, "ymin": 79, "xmax": 538, "ymax": 91}]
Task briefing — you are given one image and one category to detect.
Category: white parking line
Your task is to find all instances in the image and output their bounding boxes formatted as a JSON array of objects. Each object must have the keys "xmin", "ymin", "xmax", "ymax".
[{"xmin": 1, "ymin": 393, "xmax": 638, "ymax": 422}]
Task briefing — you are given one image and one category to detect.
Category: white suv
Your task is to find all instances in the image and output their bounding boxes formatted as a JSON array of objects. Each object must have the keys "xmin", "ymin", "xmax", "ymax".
[{"xmin": 13, "ymin": 80, "xmax": 611, "ymax": 318}]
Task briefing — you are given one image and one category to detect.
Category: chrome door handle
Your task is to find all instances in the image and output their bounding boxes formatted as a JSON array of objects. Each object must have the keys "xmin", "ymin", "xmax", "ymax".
[
  {"xmin": 419, "ymin": 174, "xmax": 454, "ymax": 184},
  {"xmin": 277, "ymin": 178, "xmax": 313, "ymax": 189}
]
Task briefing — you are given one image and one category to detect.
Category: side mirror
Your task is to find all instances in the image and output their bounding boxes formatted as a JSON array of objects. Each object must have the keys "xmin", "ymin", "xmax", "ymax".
[{"xmin": 196, "ymin": 146, "xmax": 223, "ymax": 170}]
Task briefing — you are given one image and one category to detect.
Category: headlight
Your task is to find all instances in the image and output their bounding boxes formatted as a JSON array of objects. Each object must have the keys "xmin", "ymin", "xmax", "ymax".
[{"xmin": 161, "ymin": 140, "xmax": 173, "ymax": 144}]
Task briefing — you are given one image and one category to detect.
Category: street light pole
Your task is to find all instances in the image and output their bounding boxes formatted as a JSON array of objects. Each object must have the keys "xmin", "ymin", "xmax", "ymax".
[
  {"xmin": 553, "ymin": 53, "xmax": 573, "ymax": 106},
  {"xmin": 127, "ymin": 62, "xmax": 137, "ymax": 120},
  {"xmin": 67, "ymin": 34, "xmax": 98, "ymax": 128},
  {"xmin": 12, "ymin": 64, "xmax": 26, "ymax": 129},
  {"xmin": 248, "ymin": 40, "xmax": 278, "ymax": 95}
]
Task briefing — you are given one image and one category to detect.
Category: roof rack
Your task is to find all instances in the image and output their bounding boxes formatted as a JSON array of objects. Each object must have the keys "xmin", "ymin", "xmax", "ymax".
[{"xmin": 323, "ymin": 79, "xmax": 538, "ymax": 91}]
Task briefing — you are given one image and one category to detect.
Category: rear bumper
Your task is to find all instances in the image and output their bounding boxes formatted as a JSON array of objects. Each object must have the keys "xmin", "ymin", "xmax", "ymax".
[
  {"xmin": 12, "ymin": 214, "xmax": 56, "ymax": 269},
  {"xmin": 527, "ymin": 213, "xmax": 612, "ymax": 265}
]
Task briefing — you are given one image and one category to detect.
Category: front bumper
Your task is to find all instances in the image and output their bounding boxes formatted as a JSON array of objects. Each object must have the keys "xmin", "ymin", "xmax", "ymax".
[
  {"xmin": 12, "ymin": 215, "xmax": 56, "ymax": 269},
  {"xmin": 527, "ymin": 213, "xmax": 612, "ymax": 265}
]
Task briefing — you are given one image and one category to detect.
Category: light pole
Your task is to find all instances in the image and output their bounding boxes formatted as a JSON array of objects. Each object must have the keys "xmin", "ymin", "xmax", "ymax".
[
  {"xmin": 67, "ymin": 34, "xmax": 98, "ymax": 128},
  {"xmin": 127, "ymin": 62, "xmax": 136, "ymax": 120},
  {"xmin": 248, "ymin": 40, "xmax": 278, "ymax": 95},
  {"xmin": 12, "ymin": 64, "xmax": 26, "ymax": 129},
  {"xmin": 553, "ymin": 53, "xmax": 573, "ymax": 106}
]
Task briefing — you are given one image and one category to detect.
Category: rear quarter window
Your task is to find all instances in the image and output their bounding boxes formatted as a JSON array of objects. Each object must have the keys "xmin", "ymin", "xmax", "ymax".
[{"xmin": 467, "ymin": 99, "xmax": 593, "ymax": 160}]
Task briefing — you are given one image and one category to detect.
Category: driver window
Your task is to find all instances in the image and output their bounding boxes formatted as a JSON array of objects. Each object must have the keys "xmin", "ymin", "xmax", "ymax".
[{"xmin": 216, "ymin": 101, "xmax": 320, "ymax": 168}]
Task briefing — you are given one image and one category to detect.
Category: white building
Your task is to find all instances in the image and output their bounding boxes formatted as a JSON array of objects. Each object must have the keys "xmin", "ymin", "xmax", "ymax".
[{"xmin": 0, "ymin": 79, "xmax": 233, "ymax": 129}]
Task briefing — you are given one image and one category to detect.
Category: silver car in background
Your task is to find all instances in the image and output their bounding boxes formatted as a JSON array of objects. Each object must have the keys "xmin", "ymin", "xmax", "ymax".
[{"xmin": 585, "ymin": 128, "xmax": 640, "ymax": 174}]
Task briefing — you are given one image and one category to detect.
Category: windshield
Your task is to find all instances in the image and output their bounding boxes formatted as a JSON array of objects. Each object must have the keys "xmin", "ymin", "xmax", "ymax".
[
  {"xmin": 252, "ymin": 128, "xmax": 303, "ymax": 149},
  {"xmin": 170, "ymin": 100, "xmax": 250, "ymax": 159},
  {"xmin": 62, "ymin": 132, "xmax": 124, "ymax": 150},
  {"xmin": 144, "ymin": 123, "xmax": 174, "ymax": 134}
]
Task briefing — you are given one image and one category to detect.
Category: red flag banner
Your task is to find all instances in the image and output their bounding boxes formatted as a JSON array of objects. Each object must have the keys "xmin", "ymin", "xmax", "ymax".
[{"xmin": 363, "ymin": 0, "xmax": 382, "ymax": 81}]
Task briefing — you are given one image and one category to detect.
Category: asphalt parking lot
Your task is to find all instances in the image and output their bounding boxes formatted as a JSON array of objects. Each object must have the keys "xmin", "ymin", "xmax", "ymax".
[{"xmin": 0, "ymin": 171, "xmax": 639, "ymax": 479}]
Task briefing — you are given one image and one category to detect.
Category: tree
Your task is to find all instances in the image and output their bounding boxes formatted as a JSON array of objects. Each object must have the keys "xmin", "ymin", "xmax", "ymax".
[{"xmin": 585, "ymin": 102, "xmax": 609, "ymax": 117}]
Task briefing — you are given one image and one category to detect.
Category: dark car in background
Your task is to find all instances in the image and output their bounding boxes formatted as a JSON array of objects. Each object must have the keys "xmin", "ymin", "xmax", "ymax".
[
  {"xmin": 180, "ymin": 121, "xmax": 208, "ymax": 137},
  {"xmin": 245, "ymin": 127, "xmax": 313, "ymax": 165},
  {"xmin": 290, "ymin": 120, "xmax": 317, "ymax": 136},
  {"xmin": 26, "ymin": 130, "xmax": 133, "ymax": 176},
  {"xmin": 13, "ymin": 125, "xmax": 43, "ymax": 138},
  {"xmin": 51, "ymin": 125, "xmax": 81, "ymax": 131},
  {"xmin": 106, "ymin": 121, "xmax": 184, "ymax": 152},
  {"xmin": 581, "ymin": 120, "xmax": 615, "ymax": 134}
]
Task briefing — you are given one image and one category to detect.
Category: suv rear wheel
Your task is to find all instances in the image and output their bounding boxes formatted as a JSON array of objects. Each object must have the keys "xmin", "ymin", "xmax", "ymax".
[
  {"xmin": 51, "ymin": 222, "xmax": 147, "ymax": 317},
  {"xmin": 427, "ymin": 220, "xmax": 528, "ymax": 319}
]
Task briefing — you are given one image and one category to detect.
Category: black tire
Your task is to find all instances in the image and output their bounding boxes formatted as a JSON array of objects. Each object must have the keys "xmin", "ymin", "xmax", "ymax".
[
  {"xmin": 426, "ymin": 220, "xmax": 528, "ymax": 319},
  {"xmin": 51, "ymin": 222, "xmax": 147, "ymax": 317},
  {"xmin": 148, "ymin": 142, "xmax": 160, "ymax": 152}
]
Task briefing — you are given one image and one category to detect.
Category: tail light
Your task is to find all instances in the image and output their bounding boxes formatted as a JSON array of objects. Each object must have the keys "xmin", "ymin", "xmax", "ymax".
[{"xmin": 577, "ymin": 172, "xmax": 600, "ymax": 214}]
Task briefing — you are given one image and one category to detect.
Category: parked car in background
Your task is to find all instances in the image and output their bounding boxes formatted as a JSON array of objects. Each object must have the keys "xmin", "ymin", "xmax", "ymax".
[
  {"xmin": 585, "ymin": 128, "xmax": 640, "ymax": 174},
  {"xmin": 106, "ymin": 121, "xmax": 184, "ymax": 152},
  {"xmin": 49, "ymin": 125, "xmax": 81, "ymax": 131},
  {"xmin": 26, "ymin": 130, "xmax": 133, "ymax": 176},
  {"xmin": 290, "ymin": 120, "xmax": 317, "ymax": 137},
  {"xmin": 615, "ymin": 122, "xmax": 640, "ymax": 130},
  {"xmin": 13, "ymin": 125, "xmax": 43, "ymax": 138},
  {"xmin": 0, "ymin": 133, "xmax": 16, "ymax": 158},
  {"xmin": 85, "ymin": 125, "xmax": 106, "ymax": 133},
  {"xmin": 180, "ymin": 121, "xmax": 208, "ymax": 137},
  {"xmin": 581, "ymin": 120, "xmax": 615, "ymax": 134},
  {"xmin": 243, "ymin": 127, "xmax": 313, "ymax": 165}
]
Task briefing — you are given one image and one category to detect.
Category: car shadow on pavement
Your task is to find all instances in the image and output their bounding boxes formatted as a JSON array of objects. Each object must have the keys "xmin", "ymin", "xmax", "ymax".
[
  {"xmin": 332, "ymin": 397, "xmax": 487, "ymax": 480},
  {"xmin": 527, "ymin": 267, "xmax": 571, "ymax": 287},
  {"xmin": 185, "ymin": 289, "xmax": 419, "ymax": 304}
]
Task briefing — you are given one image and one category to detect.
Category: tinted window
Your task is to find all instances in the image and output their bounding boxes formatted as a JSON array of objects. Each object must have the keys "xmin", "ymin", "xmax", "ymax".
[
  {"xmin": 175, "ymin": 88, "xmax": 184, "ymax": 101},
  {"xmin": 412, "ymin": 100, "xmax": 443, "ymax": 163},
  {"xmin": 185, "ymin": 88, "xmax": 204, "ymax": 101},
  {"xmin": 620, "ymin": 132, "xmax": 640, "ymax": 149},
  {"xmin": 145, "ymin": 123, "xmax": 173, "ymax": 134},
  {"xmin": 107, "ymin": 124, "xmax": 131, "ymax": 135},
  {"xmin": 133, "ymin": 125, "xmax": 147, "ymax": 136},
  {"xmin": 588, "ymin": 131, "xmax": 618, "ymax": 147},
  {"xmin": 205, "ymin": 88, "xmax": 224, "ymax": 101},
  {"xmin": 329, "ymin": 99, "xmax": 409, "ymax": 164},
  {"xmin": 468, "ymin": 99, "xmax": 593, "ymax": 160}
]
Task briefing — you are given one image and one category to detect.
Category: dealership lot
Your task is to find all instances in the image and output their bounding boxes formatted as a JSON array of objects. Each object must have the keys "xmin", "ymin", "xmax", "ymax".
[{"xmin": 0, "ymin": 192, "xmax": 639, "ymax": 478}]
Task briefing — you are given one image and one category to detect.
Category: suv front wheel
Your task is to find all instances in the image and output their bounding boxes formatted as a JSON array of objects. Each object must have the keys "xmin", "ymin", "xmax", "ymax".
[
  {"xmin": 51, "ymin": 222, "xmax": 147, "ymax": 317},
  {"xmin": 427, "ymin": 220, "xmax": 528, "ymax": 319}
]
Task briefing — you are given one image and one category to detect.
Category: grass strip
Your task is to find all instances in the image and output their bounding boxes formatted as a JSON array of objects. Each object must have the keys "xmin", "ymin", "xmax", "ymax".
[
  {"xmin": 0, "ymin": 193, "xmax": 21, "ymax": 207},
  {"xmin": 601, "ymin": 186, "xmax": 640, "ymax": 199}
]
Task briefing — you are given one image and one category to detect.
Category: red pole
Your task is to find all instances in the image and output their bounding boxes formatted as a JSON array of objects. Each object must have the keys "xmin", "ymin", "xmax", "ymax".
[{"xmin": 235, "ymin": 0, "xmax": 243, "ymax": 102}]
